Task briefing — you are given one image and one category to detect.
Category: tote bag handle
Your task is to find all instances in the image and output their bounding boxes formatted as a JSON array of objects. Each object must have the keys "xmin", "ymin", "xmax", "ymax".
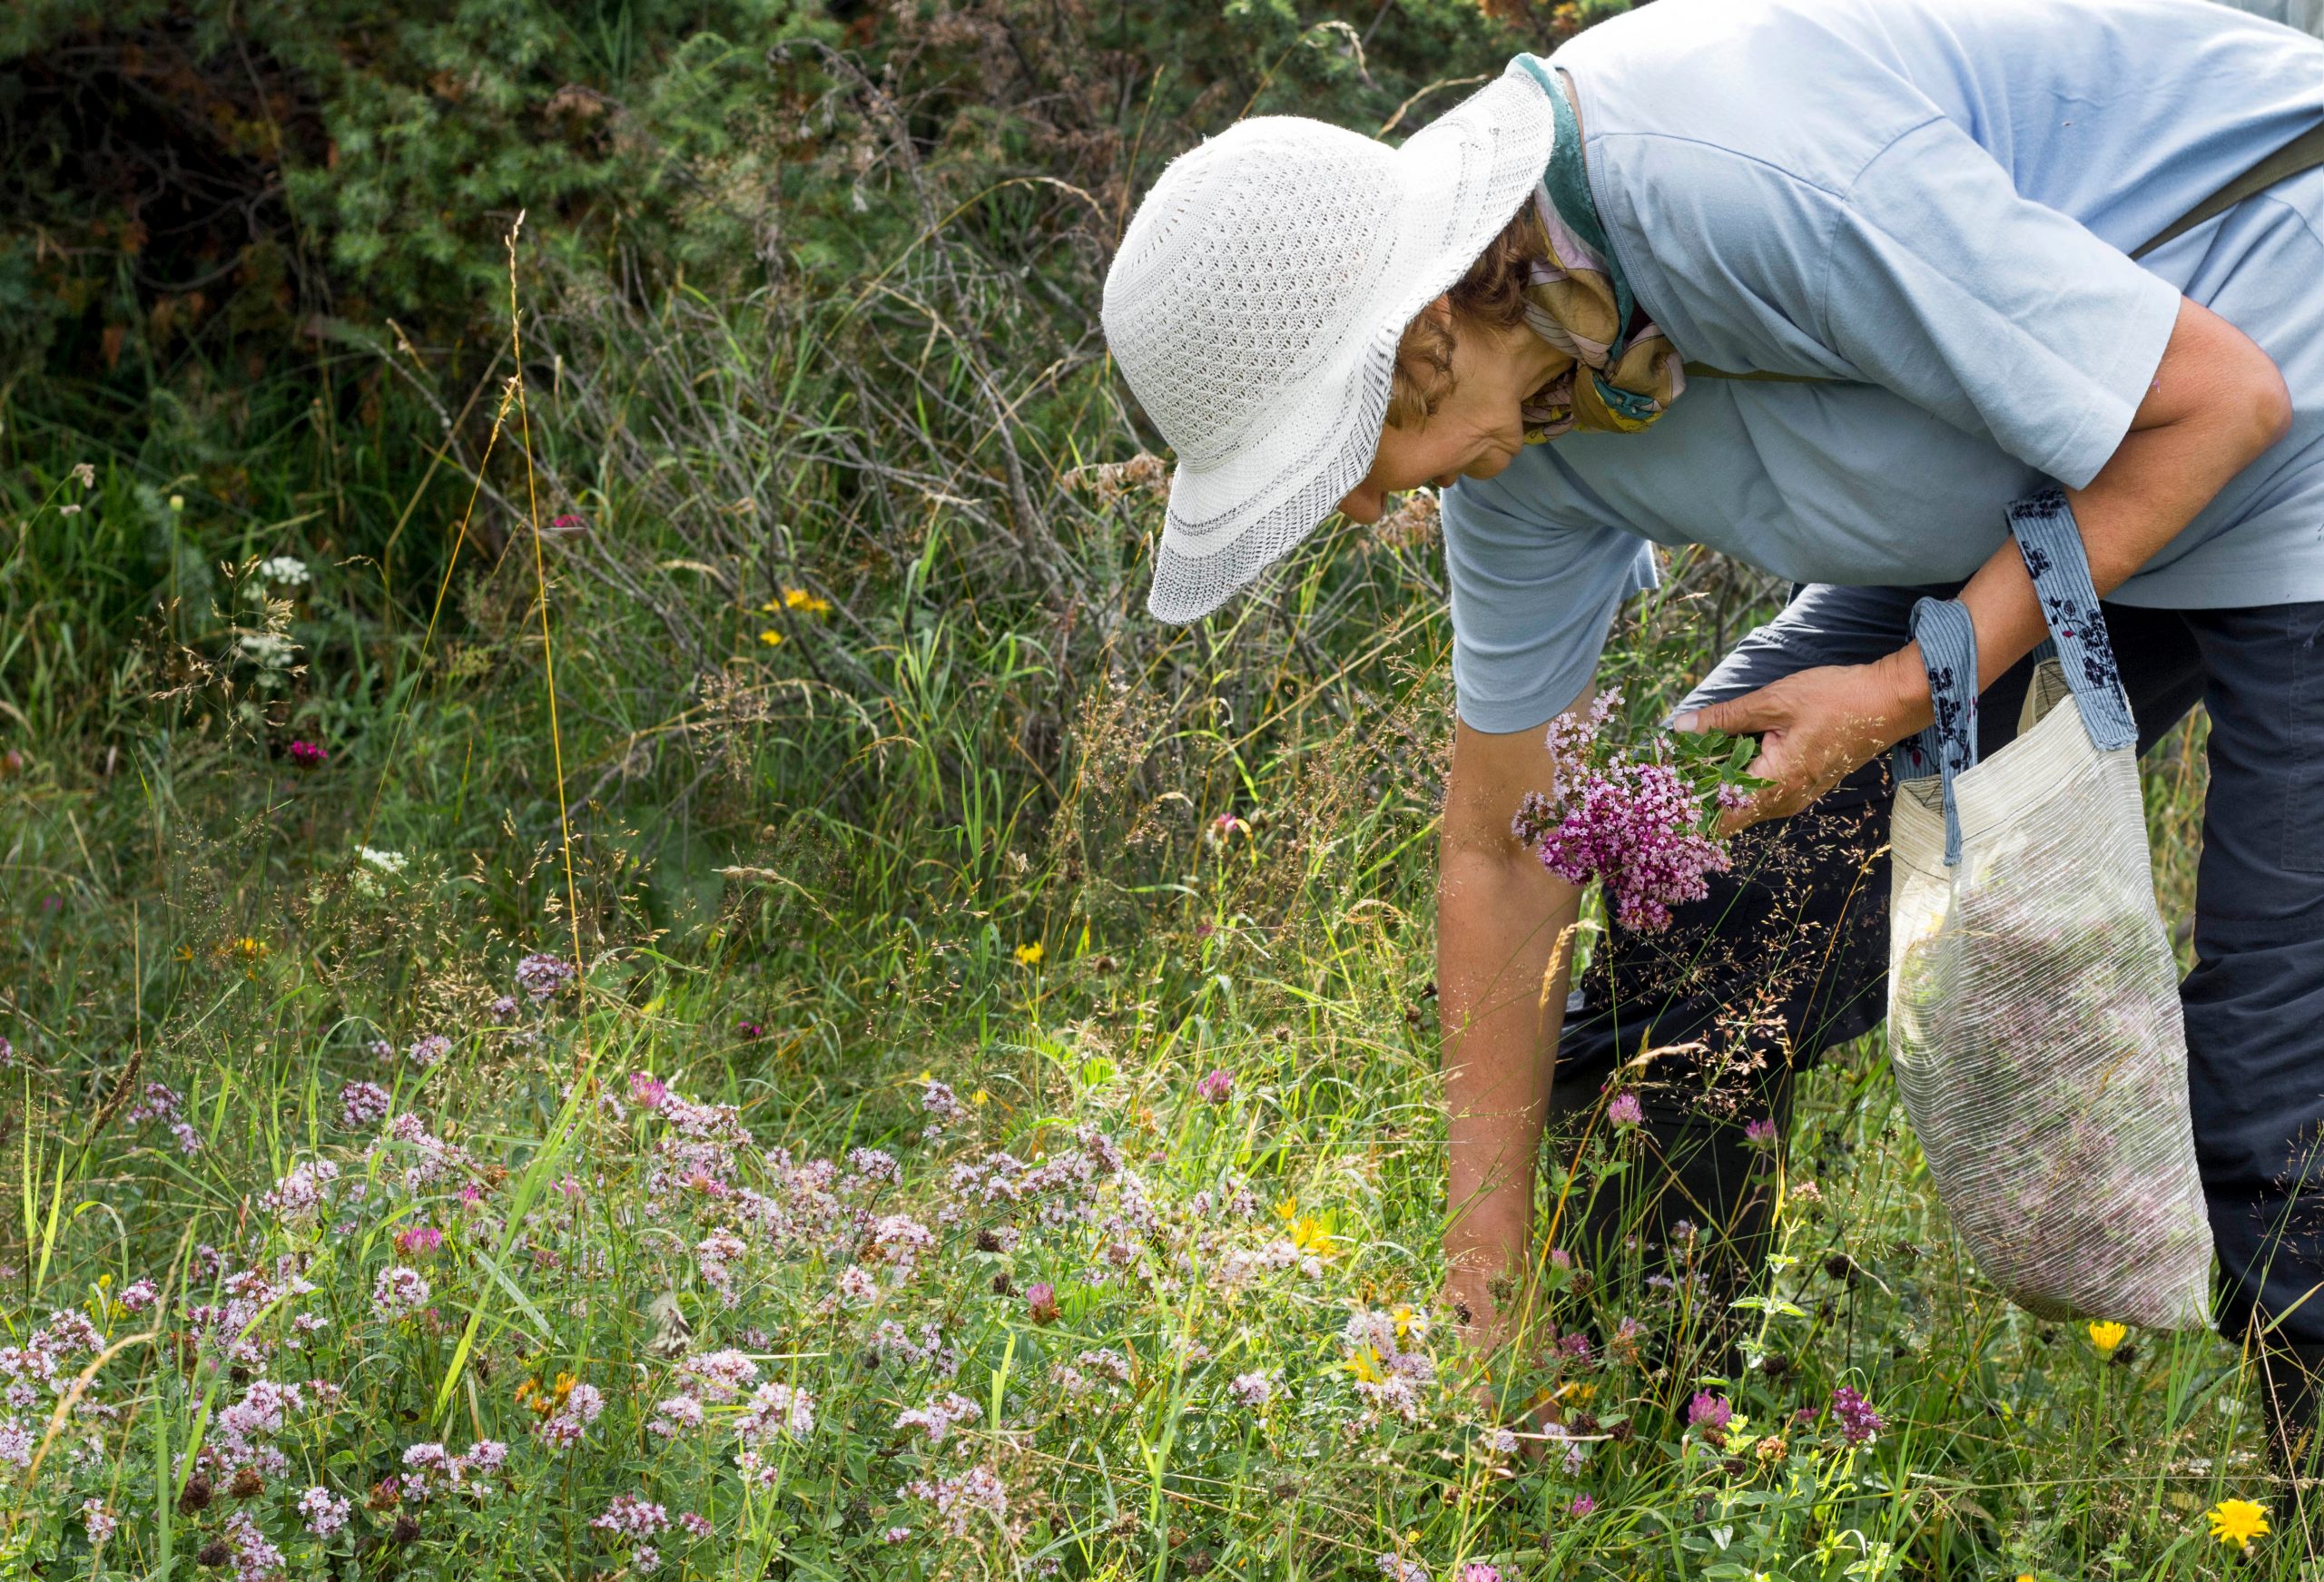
[{"xmin": 1895, "ymin": 489, "xmax": 2139, "ymax": 866}]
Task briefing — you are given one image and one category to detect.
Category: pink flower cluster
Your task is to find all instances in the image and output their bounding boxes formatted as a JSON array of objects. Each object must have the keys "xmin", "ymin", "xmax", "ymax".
[
  {"xmin": 894, "ymin": 1390, "xmax": 980, "ymax": 1443},
  {"xmin": 1227, "ymin": 1370, "xmax": 1274, "ymax": 1410},
  {"xmin": 592, "ymin": 1493, "xmax": 673, "ymax": 1538},
  {"xmin": 903, "ymin": 1465, "xmax": 1009, "ymax": 1538},
  {"xmin": 736, "ymin": 1381, "xmax": 816, "ymax": 1442},
  {"xmin": 222, "ymin": 1509, "xmax": 282, "ymax": 1582},
  {"xmin": 515, "ymin": 953, "xmax": 577, "ymax": 1001},
  {"xmin": 210, "ymin": 1380, "xmax": 305, "ymax": 1473},
  {"xmin": 398, "ymin": 1438, "xmax": 506, "ymax": 1500},
  {"xmin": 298, "ymin": 1485, "xmax": 350, "ymax": 1537},
  {"xmin": 371, "ymin": 1265, "xmax": 430, "ymax": 1321},
  {"xmin": 340, "ymin": 1081, "xmax": 390, "ymax": 1129},
  {"xmin": 734, "ymin": 1381, "xmax": 818, "ymax": 1487},
  {"xmin": 259, "ymin": 1159, "xmax": 340, "ymax": 1223},
  {"xmin": 1512, "ymin": 690, "xmax": 1733, "ymax": 933}
]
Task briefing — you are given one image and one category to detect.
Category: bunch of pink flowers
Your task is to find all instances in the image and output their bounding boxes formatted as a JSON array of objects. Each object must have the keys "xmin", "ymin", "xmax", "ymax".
[{"xmin": 1512, "ymin": 690, "xmax": 1740, "ymax": 933}]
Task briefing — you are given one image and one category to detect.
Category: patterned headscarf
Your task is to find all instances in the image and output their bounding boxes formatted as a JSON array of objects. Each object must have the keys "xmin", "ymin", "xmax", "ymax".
[{"xmin": 1507, "ymin": 56, "xmax": 1685, "ymax": 441}]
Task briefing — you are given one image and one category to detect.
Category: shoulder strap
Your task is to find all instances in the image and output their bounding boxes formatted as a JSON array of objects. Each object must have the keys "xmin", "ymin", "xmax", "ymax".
[
  {"xmin": 1685, "ymin": 116, "xmax": 2324, "ymax": 384},
  {"xmin": 2131, "ymin": 118, "xmax": 2324, "ymax": 260}
]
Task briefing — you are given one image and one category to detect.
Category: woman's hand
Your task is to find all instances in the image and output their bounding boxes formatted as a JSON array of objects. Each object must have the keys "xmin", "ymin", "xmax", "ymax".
[{"xmin": 1671, "ymin": 655, "xmax": 1930, "ymax": 834}]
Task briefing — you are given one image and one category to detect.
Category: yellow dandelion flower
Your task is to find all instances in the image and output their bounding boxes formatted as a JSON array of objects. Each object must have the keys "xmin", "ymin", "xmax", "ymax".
[
  {"xmin": 2086, "ymin": 1320, "xmax": 2126, "ymax": 1354},
  {"xmin": 1013, "ymin": 941, "xmax": 1044, "ymax": 967},
  {"xmin": 1273, "ymin": 1195, "xmax": 1298, "ymax": 1224},
  {"xmin": 2209, "ymin": 1498, "xmax": 2270, "ymax": 1553},
  {"xmin": 783, "ymin": 587, "xmax": 832, "ymax": 614},
  {"xmin": 1291, "ymin": 1215, "xmax": 1334, "ymax": 1257},
  {"xmin": 756, "ymin": 629, "xmax": 785, "ymax": 647}
]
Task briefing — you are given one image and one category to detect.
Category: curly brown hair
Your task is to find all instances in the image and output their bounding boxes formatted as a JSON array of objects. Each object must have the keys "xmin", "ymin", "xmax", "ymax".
[{"xmin": 1385, "ymin": 202, "xmax": 1541, "ymax": 430}]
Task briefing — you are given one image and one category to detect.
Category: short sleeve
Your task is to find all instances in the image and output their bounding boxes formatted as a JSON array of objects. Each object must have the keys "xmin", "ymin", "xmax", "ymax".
[
  {"xmin": 1442, "ymin": 467, "xmax": 1658, "ymax": 734},
  {"xmin": 1816, "ymin": 115, "xmax": 2183, "ymax": 489}
]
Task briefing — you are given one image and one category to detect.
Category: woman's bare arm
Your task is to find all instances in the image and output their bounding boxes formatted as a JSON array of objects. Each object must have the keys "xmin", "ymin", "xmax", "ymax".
[{"xmin": 1437, "ymin": 711, "xmax": 1588, "ymax": 1348}]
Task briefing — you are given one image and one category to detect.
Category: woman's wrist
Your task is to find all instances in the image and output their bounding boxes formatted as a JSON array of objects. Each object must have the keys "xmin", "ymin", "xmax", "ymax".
[{"xmin": 1870, "ymin": 644, "xmax": 1935, "ymax": 742}]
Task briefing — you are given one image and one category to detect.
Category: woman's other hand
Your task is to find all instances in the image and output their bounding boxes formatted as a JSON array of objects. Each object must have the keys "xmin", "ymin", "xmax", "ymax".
[{"xmin": 1670, "ymin": 658, "xmax": 1929, "ymax": 834}]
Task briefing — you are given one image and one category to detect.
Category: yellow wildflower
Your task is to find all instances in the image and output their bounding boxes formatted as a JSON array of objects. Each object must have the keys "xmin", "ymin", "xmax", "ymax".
[
  {"xmin": 971, "ymin": 1088, "xmax": 990, "ymax": 1105},
  {"xmin": 1291, "ymin": 1215, "xmax": 1334, "ymax": 1257},
  {"xmin": 783, "ymin": 587, "xmax": 832, "ymax": 614},
  {"xmin": 1274, "ymin": 1196, "xmax": 1298, "ymax": 1224},
  {"xmin": 1344, "ymin": 1348, "xmax": 1385, "ymax": 1385},
  {"xmin": 1391, "ymin": 1305, "xmax": 1418, "ymax": 1342},
  {"xmin": 756, "ymin": 629, "xmax": 785, "ymax": 647},
  {"xmin": 1013, "ymin": 941, "xmax": 1044, "ymax": 967},
  {"xmin": 2086, "ymin": 1320, "xmax": 2127, "ymax": 1354},
  {"xmin": 2209, "ymin": 1498, "xmax": 2270, "ymax": 1553}
]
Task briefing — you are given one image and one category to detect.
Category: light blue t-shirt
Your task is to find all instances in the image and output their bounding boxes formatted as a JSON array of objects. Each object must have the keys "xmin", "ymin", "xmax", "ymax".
[{"xmin": 1444, "ymin": 0, "xmax": 2324, "ymax": 733}]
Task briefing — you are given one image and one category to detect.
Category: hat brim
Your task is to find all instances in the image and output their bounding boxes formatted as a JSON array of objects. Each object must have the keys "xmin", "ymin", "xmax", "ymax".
[{"xmin": 1147, "ymin": 63, "xmax": 1558, "ymax": 624}]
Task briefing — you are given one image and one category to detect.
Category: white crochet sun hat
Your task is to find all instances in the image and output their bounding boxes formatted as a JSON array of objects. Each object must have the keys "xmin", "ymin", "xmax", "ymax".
[{"xmin": 1102, "ymin": 59, "xmax": 1557, "ymax": 624}]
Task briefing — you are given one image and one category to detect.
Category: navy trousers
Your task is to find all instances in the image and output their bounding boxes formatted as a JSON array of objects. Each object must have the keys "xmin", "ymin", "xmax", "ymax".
[{"xmin": 1551, "ymin": 583, "xmax": 2324, "ymax": 1342}]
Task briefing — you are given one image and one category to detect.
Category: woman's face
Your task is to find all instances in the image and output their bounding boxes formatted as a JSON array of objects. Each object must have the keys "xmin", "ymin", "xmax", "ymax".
[{"xmin": 1334, "ymin": 300, "xmax": 1566, "ymax": 526}]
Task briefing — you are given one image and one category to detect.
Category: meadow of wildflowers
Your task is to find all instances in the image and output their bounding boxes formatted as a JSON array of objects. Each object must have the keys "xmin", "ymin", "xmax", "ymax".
[{"xmin": 0, "ymin": 30, "xmax": 2280, "ymax": 1572}]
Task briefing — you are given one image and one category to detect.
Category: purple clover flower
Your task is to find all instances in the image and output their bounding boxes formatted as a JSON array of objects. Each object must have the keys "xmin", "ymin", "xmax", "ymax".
[
  {"xmin": 1606, "ymin": 1091, "xmax": 1644, "ymax": 1128},
  {"xmin": 1687, "ymin": 1391, "xmax": 1732, "ymax": 1432},
  {"xmin": 1195, "ymin": 1068, "xmax": 1234, "ymax": 1105}
]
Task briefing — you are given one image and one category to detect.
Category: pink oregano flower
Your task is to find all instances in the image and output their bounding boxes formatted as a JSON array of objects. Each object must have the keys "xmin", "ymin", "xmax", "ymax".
[{"xmin": 1512, "ymin": 688, "xmax": 1742, "ymax": 933}]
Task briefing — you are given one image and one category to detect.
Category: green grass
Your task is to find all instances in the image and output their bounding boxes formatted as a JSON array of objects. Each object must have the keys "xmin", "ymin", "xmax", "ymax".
[{"xmin": 0, "ymin": 221, "xmax": 2301, "ymax": 1582}]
